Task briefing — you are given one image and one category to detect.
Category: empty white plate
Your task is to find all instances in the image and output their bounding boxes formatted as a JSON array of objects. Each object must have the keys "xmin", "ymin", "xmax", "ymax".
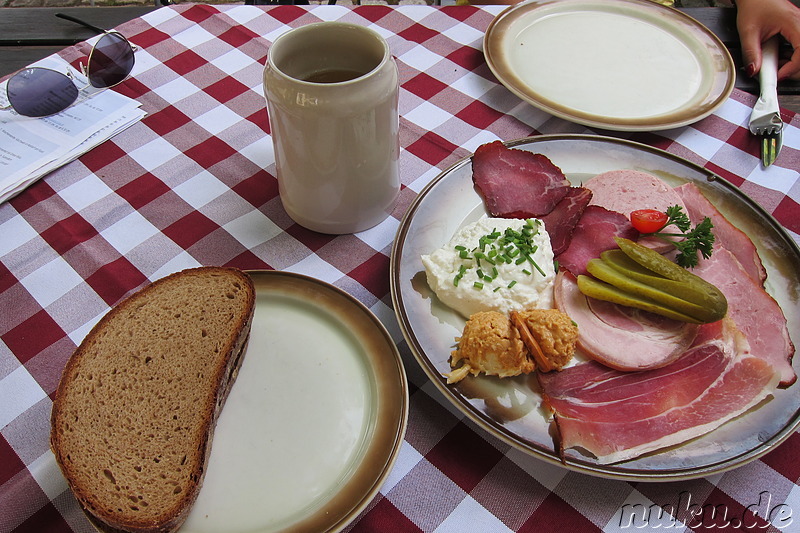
[{"xmin": 483, "ymin": 0, "xmax": 735, "ymax": 131}]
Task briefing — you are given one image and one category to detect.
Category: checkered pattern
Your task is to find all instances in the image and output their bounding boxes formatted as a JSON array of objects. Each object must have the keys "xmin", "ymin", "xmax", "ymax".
[{"xmin": 1, "ymin": 4, "xmax": 799, "ymax": 532}]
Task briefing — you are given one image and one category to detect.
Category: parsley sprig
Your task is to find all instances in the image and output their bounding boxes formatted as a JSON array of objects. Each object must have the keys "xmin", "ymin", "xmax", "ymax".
[{"xmin": 644, "ymin": 205, "xmax": 715, "ymax": 268}]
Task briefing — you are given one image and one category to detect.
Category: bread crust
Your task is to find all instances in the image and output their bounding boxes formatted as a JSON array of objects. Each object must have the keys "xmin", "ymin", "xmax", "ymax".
[{"xmin": 50, "ymin": 267, "xmax": 256, "ymax": 533}]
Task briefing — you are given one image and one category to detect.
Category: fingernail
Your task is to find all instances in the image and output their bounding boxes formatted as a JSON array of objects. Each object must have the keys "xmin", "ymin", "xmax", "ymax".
[{"xmin": 745, "ymin": 63, "xmax": 756, "ymax": 77}]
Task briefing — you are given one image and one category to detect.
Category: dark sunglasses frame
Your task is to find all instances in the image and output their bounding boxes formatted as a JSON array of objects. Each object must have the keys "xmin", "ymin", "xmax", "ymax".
[{"xmin": 2, "ymin": 13, "xmax": 136, "ymax": 118}]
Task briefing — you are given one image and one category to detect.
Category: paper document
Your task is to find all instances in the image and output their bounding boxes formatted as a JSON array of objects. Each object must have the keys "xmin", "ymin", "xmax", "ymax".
[{"xmin": 0, "ymin": 56, "xmax": 146, "ymax": 204}]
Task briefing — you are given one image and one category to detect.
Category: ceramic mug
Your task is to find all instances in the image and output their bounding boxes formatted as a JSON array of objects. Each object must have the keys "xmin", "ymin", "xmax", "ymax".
[{"xmin": 263, "ymin": 22, "xmax": 400, "ymax": 234}]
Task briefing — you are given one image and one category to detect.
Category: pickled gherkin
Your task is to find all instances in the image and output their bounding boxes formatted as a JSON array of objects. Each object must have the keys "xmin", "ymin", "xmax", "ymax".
[
  {"xmin": 576, "ymin": 238, "xmax": 727, "ymax": 324},
  {"xmin": 577, "ymin": 275, "xmax": 702, "ymax": 323},
  {"xmin": 600, "ymin": 250, "xmax": 726, "ymax": 311}
]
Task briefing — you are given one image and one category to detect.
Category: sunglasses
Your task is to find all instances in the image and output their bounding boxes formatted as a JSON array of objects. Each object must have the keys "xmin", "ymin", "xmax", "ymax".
[{"xmin": 3, "ymin": 13, "xmax": 136, "ymax": 118}]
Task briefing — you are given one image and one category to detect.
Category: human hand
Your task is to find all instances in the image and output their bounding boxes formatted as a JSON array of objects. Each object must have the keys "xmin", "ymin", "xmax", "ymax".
[{"xmin": 736, "ymin": 0, "xmax": 800, "ymax": 80}]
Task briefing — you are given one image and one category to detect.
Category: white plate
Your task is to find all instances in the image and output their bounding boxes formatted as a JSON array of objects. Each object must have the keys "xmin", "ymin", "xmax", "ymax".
[
  {"xmin": 390, "ymin": 135, "xmax": 800, "ymax": 481},
  {"xmin": 182, "ymin": 271, "xmax": 408, "ymax": 532},
  {"xmin": 483, "ymin": 0, "xmax": 735, "ymax": 131}
]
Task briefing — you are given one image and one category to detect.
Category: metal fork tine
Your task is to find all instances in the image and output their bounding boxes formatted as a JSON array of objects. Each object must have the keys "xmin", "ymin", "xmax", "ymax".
[{"xmin": 761, "ymin": 133, "xmax": 779, "ymax": 167}]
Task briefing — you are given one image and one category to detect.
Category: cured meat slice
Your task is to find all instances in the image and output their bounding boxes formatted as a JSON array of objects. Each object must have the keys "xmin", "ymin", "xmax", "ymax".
[
  {"xmin": 693, "ymin": 247, "xmax": 796, "ymax": 386},
  {"xmin": 540, "ymin": 187, "xmax": 593, "ymax": 256},
  {"xmin": 585, "ymin": 169, "xmax": 687, "ymax": 253},
  {"xmin": 472, "ymin": 141, "xmax": 571, "ymax": 218},
  {"xmin": 554, "ymin": 270, "xmax": 698, "ymax": 370},
  {"xmin": 556, "ymin": 205, "xmax": 639, "ymax": 277},
  {"xmin": 586, "ymin": 169, "xmax": 687, "ymax": 215},
  {"xmin": 675, "ymin": 183, "xmax": 767, "ymax": 285},
  {"xmin": 538, "ymin": 319, "xmax": 780, "ymax": 464}
]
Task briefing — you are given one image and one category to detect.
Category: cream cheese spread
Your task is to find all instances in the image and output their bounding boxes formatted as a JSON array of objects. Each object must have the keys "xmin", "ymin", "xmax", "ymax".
[{"xmin": 422, "ymin": 217, "xmax": 556, "ymax": 318}]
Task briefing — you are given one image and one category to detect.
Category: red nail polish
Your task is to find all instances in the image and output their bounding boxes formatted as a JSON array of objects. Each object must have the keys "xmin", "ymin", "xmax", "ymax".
[{"xmin": 746, "ymin": 63, "xmax": 756, "ymax": 77}]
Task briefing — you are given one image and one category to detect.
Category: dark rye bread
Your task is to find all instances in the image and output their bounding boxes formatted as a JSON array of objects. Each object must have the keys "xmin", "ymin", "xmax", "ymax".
[{"xmin": 51, "ymin": 267, "xmax": 256, "ymax": 533}]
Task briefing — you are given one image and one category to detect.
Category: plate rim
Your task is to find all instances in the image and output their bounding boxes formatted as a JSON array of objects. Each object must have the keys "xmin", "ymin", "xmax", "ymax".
[
  {"xmin": 483, "ymin": 0, "xmax": 736, "ymax": 131},
  {"xmin": 389, "ymin": 134, "xmax": 800, "ymax": 481}
]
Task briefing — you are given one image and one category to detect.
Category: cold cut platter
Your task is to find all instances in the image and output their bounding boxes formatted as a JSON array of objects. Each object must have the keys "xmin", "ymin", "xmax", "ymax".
[{"xmin": 390, "ymin": 135, "xmax": 800, "ymax": 481}]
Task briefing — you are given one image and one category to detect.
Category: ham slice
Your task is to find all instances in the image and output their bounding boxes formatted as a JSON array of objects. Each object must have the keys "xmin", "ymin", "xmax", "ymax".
[
  {"xmin": 472, "ymin": 141, "xmax": 571, "ymax": 218},
  {"xmin": 538, "ymin": 319, "xmax": 781, "ymax": 464},
  {"xmin": 555, "ymin": 206, "xmax": 639, "ymax": 277},
  {"xmin": 675, "ymin": 183, "xmax": 767, "ymax": 285},
  {"xmin": 586, "ymin": 169, "xmax": 687, "ymax": 215},
  {"xmin": 585, "ymin": 169, "xmax": 687, "ymax": 253},
  {"xmin": 540, "ymin": 187, "xmax": 593, "ymax": 255},
  {"xmin": 693, "ymin": 247, "xmax": 796, "ymax": 387},
  {"xmin": 554, "ymin": 270, "xmax": 698, "ymax": 370}
]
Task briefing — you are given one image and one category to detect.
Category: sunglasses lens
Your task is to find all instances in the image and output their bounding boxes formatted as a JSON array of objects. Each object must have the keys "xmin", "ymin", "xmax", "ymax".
[
  {"xmin": 87, "ymin": 32, "xmax": 135, "ymax": 88},
  {"xmin": 7, "ymin": 68, "xmax": 79, "ymax": 118}
]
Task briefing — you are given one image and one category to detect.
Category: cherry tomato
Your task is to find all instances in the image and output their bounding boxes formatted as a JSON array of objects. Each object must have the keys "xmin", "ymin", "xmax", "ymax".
[{"xmin": 630, "ymin": 209, "xmax": 668, "ymax": 233}]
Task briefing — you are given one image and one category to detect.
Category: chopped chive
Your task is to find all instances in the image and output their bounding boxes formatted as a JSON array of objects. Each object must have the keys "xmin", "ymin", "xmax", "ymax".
[
  {"xmin": 507, "ymin": 280, "xmax": 517, "ymax": 288},
  {"xmin": 451, "ymin": 219, "xmax": 549, "ymax": 288},
  {"xmin": 453, "ymin": 264, "xmax": 468, "ymax": 287}
]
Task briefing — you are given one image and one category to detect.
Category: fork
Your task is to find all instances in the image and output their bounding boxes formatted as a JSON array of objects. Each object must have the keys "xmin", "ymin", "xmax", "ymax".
[{"xmin": 748, "ymin": 37, "xmax": 783, "ymax": 167}]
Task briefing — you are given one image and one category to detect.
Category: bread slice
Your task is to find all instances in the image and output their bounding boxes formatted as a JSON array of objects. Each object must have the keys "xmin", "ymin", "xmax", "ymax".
[{"xmin": 51, "ymin": 267, "xmax": 256, "ymax": 533}]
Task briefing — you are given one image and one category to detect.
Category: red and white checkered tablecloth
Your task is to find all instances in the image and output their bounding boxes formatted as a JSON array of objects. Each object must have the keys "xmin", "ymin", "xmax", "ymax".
[{"xmin": 2, "ymin": 4, "xmax": 799, "ymax": 532}]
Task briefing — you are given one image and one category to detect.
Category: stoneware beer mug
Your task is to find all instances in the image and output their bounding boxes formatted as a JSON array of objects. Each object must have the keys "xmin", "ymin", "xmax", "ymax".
[{"xmin": 263, "ymin": 22, "xmax": 400, "ymax": 234}]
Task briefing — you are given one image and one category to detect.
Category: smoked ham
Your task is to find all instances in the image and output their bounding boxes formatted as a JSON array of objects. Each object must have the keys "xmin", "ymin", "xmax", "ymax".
[
  {"xmin": 472, "ymin": 141, "xmax": 571, "ymax": 218},
  {"xmin": 538, "ymin": 319, "xmax": 781, "ymax": 464},
  {"xmin": 675, "ymin": 183, "xmax": 767, "ymax": 285},
  {"xmin": 540, "ymin": 187, "xmax": 593, "ymax": 255},
  {"xmin": 693, "ymin": 247, "xmax": 796, "ymax": 386},
  {"xmin": 555, "ymin": 206, "xmax": 639, "ymax": 277},
  {"xmin": 585, "ymin": 169, "xmax": 687, "ymax": 253},
  {"xmin": 554, "ymin": 270, "xmax": 698, "ymax": 370}
]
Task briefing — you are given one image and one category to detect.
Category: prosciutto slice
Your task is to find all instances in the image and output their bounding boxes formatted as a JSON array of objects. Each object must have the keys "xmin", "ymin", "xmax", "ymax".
[
  {"xmin": 675, "ymin": 183, "xmax": 767, "ymax": 285},
  {"xmin": 540, "ymin": 187, "xmax": 593, "ymax": 255},
  {"xmin": 693, "ymin": 247, "xmax": 796, "ymax": 386},
  {"xmin": 472, "ymin": 141, "xmax": 571, "ymax": 218},
  {"xmin": 538, "ymin": 319, "xmax": 780, "ymax": 464},
  {"xmin": 556, "ymin": 206, "xmax": 639, "ymax": 277},
  {"xmin": 554, "ymin": 270, "xmax": 698, "ymax": 370}
]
